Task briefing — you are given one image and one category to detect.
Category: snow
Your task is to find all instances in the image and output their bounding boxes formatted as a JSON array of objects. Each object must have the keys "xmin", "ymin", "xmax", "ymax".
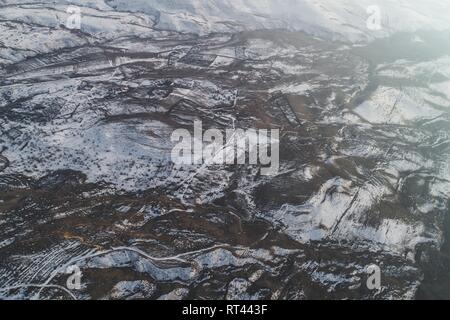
[
  {"xmin": 354, "ymin": 86, "xmax": 444, "ymax": 125},
  {"xmin": 1, "ymin": 0, "xmax": 449, "ymax": 47},
  {"xmin": 104, "ymin": 0, "xmax": 450, "ymax": 42}
]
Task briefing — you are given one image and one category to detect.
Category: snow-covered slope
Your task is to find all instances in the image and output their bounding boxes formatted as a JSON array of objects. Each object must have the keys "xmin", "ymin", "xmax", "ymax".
[
  {"xmin": 2, "ymin": 0, "xmax": 450, "ymax": 42},
  {"xmin": 1, "ymin": 0, "xmax": 450, "ymax": 301},
  {"xmin": 107, "ymin": 0, "xmax": 450, "ymax": 41}
]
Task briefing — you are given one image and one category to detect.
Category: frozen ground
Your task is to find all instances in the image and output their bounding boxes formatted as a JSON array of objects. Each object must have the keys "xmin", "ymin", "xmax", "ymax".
[{"xmin": 0, "ymin": 0, "xmax": 450, "ymax": 300}]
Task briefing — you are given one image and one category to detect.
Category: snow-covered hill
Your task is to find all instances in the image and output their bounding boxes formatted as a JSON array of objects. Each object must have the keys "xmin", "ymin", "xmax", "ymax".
[
  {"xmin": 1, "ymin": 0, "xmax": 450, "ymax": 300},
  {"xmin": 2, "ymin": 0, "xmax": 450, "ymax": 42},
  {"xmin": 105, "ymin": 0, "xmax": 450, "ymax": 41}
]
